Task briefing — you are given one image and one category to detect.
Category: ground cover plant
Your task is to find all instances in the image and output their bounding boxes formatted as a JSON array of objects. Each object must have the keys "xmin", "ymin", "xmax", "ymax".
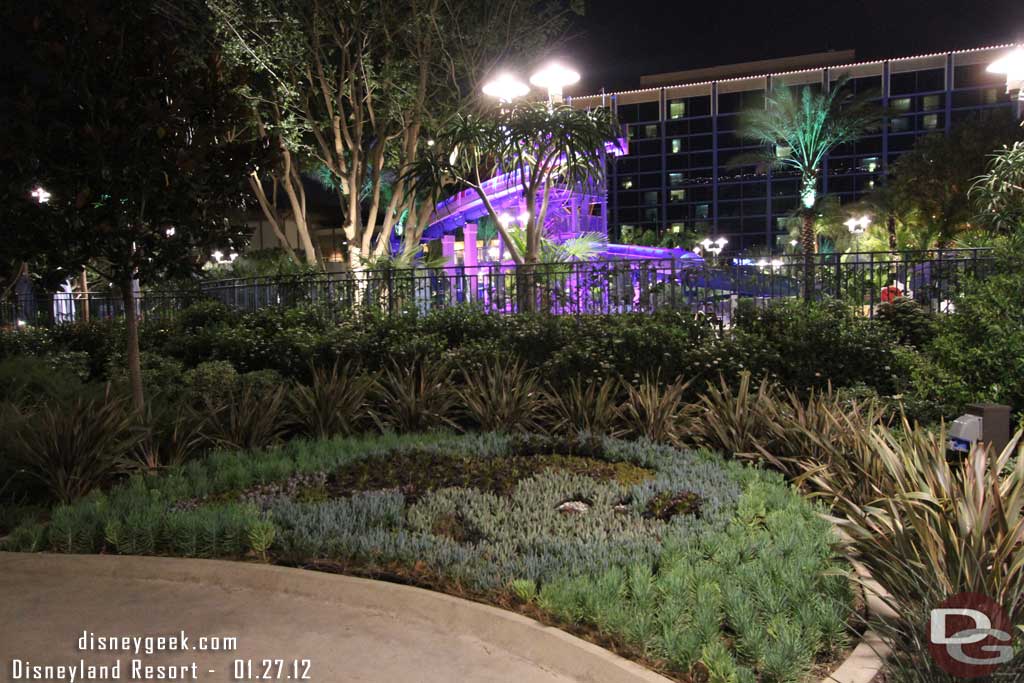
[{"xmin": 3, "ymin": 432, "xmax": 852, "ymax": 683}]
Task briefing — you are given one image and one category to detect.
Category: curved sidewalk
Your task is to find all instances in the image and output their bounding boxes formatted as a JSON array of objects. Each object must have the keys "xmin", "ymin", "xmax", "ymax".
[{"xmin": 0, "ymin": 552, "xmax": 671, "ymax": 683}]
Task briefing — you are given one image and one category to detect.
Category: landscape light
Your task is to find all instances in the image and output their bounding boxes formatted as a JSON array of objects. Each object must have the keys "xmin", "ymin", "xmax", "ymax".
[
  {"xmin": 498, "ymin": 212, "xmax": 514, "ymax": 227},
  {"xmin": 482, "ymin": 73, "xmax": 530, "ymax": 103},
  {"xmin": 211, "ymin": 250, "xmax": 224, "ymax": 262},
  {"xmin": 529, "ymin": 62, "xmax": 581, "ymax": 103},
  {"xmin": 30, "ymin": 187, "xmax": 51, "ymax": 204}
]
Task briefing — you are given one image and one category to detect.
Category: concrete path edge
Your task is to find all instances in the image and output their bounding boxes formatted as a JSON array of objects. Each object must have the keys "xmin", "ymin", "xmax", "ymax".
[{"xmin": 2, "ymin": 551, "xmax": 884, "ymax": 683}]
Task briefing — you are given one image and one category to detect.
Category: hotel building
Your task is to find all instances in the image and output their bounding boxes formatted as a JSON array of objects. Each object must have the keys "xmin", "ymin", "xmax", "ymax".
[{"xmin": 568, "ymin": 44, "xmax": 1022, "ymax": 253}]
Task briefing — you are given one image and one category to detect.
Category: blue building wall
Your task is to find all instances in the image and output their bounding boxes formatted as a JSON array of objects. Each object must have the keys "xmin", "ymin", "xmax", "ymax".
[{"xmin": 570, "ymin": 45, "xmax": 1020, "ymax": 253}]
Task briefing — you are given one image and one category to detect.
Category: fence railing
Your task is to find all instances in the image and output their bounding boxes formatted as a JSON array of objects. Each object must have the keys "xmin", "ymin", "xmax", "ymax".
[{"xmin": 1, "ymin": 249, "xmax": 993, "ymax": 327}]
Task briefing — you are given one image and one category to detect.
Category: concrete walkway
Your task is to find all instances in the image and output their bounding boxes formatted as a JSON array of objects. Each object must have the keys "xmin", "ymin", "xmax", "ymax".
[{"xmin": 0, "ymin": 553, "xmax": 671, "ymax": 683}]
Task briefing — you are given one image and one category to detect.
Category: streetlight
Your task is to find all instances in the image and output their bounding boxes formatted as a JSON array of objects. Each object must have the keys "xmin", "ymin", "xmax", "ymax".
[
  {"xmin": 529, "ymin": 62, "xmax": 580, "ymax": 104},
  {"xmin": 987, "ymin": 46, "xmax": 1024, "ymax": 120},
  {"xmin": 845, "ymin": 214, "xmax": 871, "ymax": 256},
  {"xmin": 482, "ymin": 73, "xmax": 530, "ymax": 103},
  {"xmin": 30, "ymin": 187, "xmax": 51, "ymax": 204},
  {"xmin": 697, "ymin": 236, "xmax": 728, "ymax": 262}
]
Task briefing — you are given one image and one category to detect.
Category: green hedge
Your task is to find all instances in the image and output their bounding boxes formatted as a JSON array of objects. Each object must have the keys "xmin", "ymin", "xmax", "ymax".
[{"xmin": 0, "ymin": 301, "xmax": 911, "ymax": 401}]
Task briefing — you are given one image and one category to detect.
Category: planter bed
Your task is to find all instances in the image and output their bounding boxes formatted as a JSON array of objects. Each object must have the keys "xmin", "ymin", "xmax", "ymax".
[{"xmin": 4, "ymin": 432, "xmax": 853, "ymax": 683}]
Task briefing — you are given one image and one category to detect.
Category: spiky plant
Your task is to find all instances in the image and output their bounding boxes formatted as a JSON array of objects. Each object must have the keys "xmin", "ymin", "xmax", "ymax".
[
  {"xmin": 374, "ymin": 359, "xmax": 459, "ymax": 433},
  {"xmin": 737, "ymin": 75, "xmax": 879, "ymax": 297},
  {"xmin": 543, "ymin": 375, "xmax": 621, "ymax": 436},
  {"xmin": 615, "ymin": 374, "xmax": 693, "ymax": 446},
  {"xmin": 457, "ymin": 355, "xmax": 543, "ymax": 433},
  {"xmin": 132, "ymin": 401, "xmax": 206, "ymax": 473},
  {"xmin": 693, "ymin": 372, "xmax": 776, "ymax": 457},
  {"xmin": 831, "ymin": 423, "xmax": 1024, "ymax": 681},
  {"xmin": 10, "ymin": 389, "xmax": 146, "ymax": 503},
  {"xmin": 201, "ymin": 385, "xmax": 290, "ymax": 451},
  {"xmin": 290, "ymin": 362, "xmax": 376, "ymax": 440}
]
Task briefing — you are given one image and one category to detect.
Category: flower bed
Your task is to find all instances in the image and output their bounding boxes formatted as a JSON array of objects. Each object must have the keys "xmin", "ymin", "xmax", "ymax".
[{"xmin": 4, "ymin": 433, "xmax": 851, "ymax": 682}]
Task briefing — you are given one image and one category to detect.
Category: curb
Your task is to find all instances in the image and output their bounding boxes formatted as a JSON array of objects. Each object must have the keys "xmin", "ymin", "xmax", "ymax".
[
  {"xmin": 818, "ymin": 519, "xmax": 896, "ymax": 683},
  {"xmin": 0, "ymin": 552, "xmax": 672, "ymax": 683}
]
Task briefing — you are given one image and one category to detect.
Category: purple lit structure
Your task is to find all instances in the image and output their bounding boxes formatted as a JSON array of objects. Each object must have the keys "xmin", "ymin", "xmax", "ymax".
[{"xmin": 404, "ymin": 138, "xmax": 704, "ymax": 268}]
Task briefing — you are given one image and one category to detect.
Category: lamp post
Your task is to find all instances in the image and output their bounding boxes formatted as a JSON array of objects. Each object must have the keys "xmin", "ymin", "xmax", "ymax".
[
  {"xmin": 696, "ymin": 236, "xmax": 728, "ymax": 265},
  {"xmin": 845, "ymin": 214, "xmax": 870, "ymax": 255},
  {"xmin": 529, "ymin": 62, "xmax": 580, "ymax": 105},
  {"xmin": 987, "ymin": 46, "xmax": 1024, "ymax": 121},
  {"xmin": 482, "ymin": 73, "xmax": 530, "ymax": 104}
]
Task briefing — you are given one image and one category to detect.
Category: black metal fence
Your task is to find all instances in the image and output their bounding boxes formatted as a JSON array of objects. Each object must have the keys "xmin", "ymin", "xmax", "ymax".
[{"xmin": 1, "ymin": 249, "xmax": 993, "ymax": 327}]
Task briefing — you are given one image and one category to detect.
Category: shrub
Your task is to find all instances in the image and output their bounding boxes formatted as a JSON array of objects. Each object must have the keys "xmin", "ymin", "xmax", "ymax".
[
  {"xmin": 694, "ymin": 372, "xmax": 776, "ymax": 457},
  {"xmin": 132, "ymin": 401, "xmax": 206, "ymax": 473},
  {"xmin": 374, "ymin": 360, "xmax": 458, "ymax": 433},
  {"xmin": 875, "ymin": 298, "xmax": 937, "ymax": 348},
  {"xmin": 924, "ymin": 261, "xmax": 1024, "ymax": 415},
  {"xmin": 290, "ymin": 362, "xmax": 375, "ymax": 439},
  {"xmin": 615, "ymin": 374, "xmax": 693, "ymax": 446},
  {"xmin": 0, "ymin": 356, "xmax": 85, "ymax": 407},
  {"xmin": 184, "ymin": 360, "xmax": 239, "ymax": 404},
  {"xmin": 201, "ymin": 385, "xmax": 291, "ymax": 451},
  {"xmin": 458, "ymin": 355, "xmax": 543, "ymax": 433},
  {"xmin": 9, "ymin": 391, "xmax": 146, "ymax": 503},
  {"xmin": 542, "ymin": 376, "xmax": 621, "ymax": 436},
  {"xmin": 733, "ymin": 298, "xmax": 905, "ymax": 395},
  {"xmin": 830, "ymin": 424, "xmax": 1024, "ymax": 680}
]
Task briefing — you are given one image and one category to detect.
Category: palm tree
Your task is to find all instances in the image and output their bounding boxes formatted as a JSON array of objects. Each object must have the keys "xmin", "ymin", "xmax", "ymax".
[
  {"xmin": 738, "ymin": 75, "xmax": 879, "ymax": 296},
  {"xmin": 409, "ymin": 101, "xmax": 621, "ymax": 266}
]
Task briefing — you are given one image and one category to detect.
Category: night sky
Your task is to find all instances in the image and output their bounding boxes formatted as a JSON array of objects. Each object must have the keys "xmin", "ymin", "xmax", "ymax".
[{"xmin": 567, "ymin": 0, "xmax": 1024, "ymax": 94}]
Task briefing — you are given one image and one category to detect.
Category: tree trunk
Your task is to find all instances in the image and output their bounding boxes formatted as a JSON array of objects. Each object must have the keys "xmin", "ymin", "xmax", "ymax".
[
  {"xmin": 887, "ymin": 214, "xmax": 898, "ymax": 252},
  {"xmin": 122, "ymin": 280, "xmax": 144, "ymax": 412},
  {"xmin": 80, "ymin": 268, "xmax": 90, "ymax": 323},
  {"xmin": 801, "ymin": 210, "xmax": 816, "ymax": 302}
]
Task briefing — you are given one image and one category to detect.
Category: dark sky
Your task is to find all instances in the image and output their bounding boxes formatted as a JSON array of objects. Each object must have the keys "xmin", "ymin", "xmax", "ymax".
[{"xmin": 565, "ymin": 0, "xmax": 1024, "ymax": 94}]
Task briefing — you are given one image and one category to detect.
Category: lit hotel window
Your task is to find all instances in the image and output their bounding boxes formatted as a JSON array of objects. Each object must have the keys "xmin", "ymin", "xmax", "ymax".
[
  {"xmin": 643, "ymin": 191, "xmax": 659, "ymax": 205},
  {"xmin": 669, "ymin": 172, "xmax": 684, "ymax": 187},
  {"xmin": 890, "ymin": 98, "xmax": 911, "ymax": 113},
  {"xmin": 671, "ymin": 138, "xmax": 683, "ymax": 154},
  {"xmin": 643, "ymin": 124, "xmax": 658, "ymax": 138},
  {"xmin": 696, "ymin": 204, "xmax": 709, "ymax": 219},
  {"xmin": 670, "ymin": 189, "xmax": 686, "ymax": 202},
  {"xmin": 860, "ymin": 157, "xmax": 879, "ymax": 173},
  {"xmin": 923, "ymin": 114, "xmax": 940, "ymax": 130},
  {"xmin": 669, "ymin": 100, "xmax": 686, "ymax": 119},
  {"xmin": 620, "ymin": 177, "xmax": 634, "ymax": 190},
  {"xmin": 890, "ymin": 117, "xmax": 911, "ymax": 133},
  {"xmin": 922, "ymin": 95, "xmax": 941, "ymax": 111}
]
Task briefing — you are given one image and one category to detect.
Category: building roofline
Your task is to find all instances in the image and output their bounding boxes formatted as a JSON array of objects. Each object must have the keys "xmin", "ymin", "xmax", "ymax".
[
  {"xmin": 569, "ymin": 42, "xmax": 1018, "ymax": 102},
  {"xmin": 639, "ymin": 49, "xmax": 858, "ymax": 88}
]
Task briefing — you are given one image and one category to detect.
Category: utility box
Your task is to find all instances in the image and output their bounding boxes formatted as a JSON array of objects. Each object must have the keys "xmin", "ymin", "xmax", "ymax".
[
  {"xmin": 947, "ymin": 404, "xmax": 1012, "ymax": 455},
  {"xmin": 948, "ymin": 414, "xmax": 983, "ymax": 453}
]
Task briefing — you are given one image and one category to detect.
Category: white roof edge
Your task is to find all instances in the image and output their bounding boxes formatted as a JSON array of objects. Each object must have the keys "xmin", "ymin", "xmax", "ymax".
[{"xmin": 569, "ymin": 43, "xmax": 1018, "ymax": 101}]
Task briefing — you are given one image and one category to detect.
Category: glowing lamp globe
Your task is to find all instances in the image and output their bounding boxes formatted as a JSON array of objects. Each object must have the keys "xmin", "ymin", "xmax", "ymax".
[
  {"xmin": 482, "ymin": 74, "xmax": 530, "ymax": 103},
  {"xmin": 988, "ymin": 47, "xmax": 1024, "ymax": 97},
  {"xmin": 529, "ymin": 63, "xmax": 581, "ymax": 103}
]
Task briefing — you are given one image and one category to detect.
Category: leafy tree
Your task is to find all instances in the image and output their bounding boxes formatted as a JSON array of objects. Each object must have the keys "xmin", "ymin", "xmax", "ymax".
[
  {"xmin": 209, "ymin": 0, "xmax": 582, "ymax": 268},
  {"xmin": 738, "ymin": 75, "xmax": 879, "ymax": 295},
  {"xmin": 412, "ymin": 102, "xmax": 620, "ymax": 265},
  {"xmin": 882, "ymin": 112, "xmax": 1024, "ymax": 247},
  {"xmin": 0, "ymin": 0, "xmax": 257, "ymax": 410},
  {"xmin": 972, "ymin": 140, "xmax": 1024, "ymax": 235}
]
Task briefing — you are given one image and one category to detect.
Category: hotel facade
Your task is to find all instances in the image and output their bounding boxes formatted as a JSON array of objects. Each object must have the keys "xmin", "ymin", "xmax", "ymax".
[{"xmin": 568, "ymin": 44, "xmax": 1023, "ymax": 253}]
